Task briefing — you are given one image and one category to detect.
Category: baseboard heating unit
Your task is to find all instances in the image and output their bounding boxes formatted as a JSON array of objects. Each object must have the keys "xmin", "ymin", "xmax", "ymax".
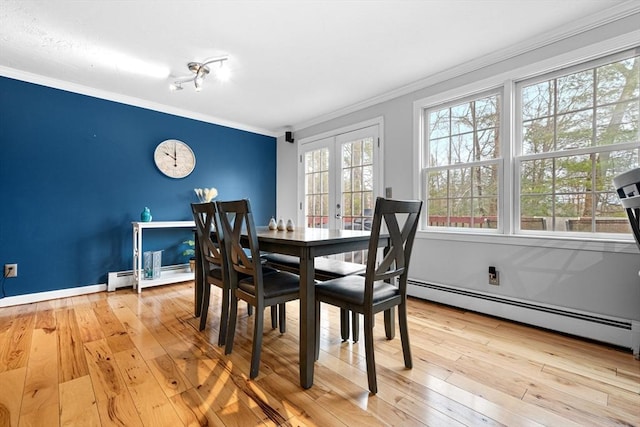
[
  {"xmin": 107, "ymin": 263, "xmax": 192, "ymax": 292},
  {"xmin": 408, "ymin": 279, "xmax": 639, "ymax": 359}
]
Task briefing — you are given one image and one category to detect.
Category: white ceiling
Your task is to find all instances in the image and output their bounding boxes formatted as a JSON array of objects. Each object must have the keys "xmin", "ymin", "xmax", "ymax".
[{"xmin": 0, "ymin": 1, "xmax": 636, "ymax": 136}]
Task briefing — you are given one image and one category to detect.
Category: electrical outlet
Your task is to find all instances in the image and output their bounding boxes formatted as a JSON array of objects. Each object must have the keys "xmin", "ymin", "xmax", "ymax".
[
  {"xmin": 488, "ymin": 266, "xmax": 499, "ymax": 285},
  {"xmin": 4, "ymin": 263, "xmax": 17, "ymax": 278}
]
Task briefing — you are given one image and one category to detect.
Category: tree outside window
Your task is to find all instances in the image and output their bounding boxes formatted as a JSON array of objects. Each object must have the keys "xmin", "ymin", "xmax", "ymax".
[
  {"xmin": 424, "ymin": 93, "xmax": 501, "ymax": 229},
  {"xmin": 519, "ymin": 54, "xmax": 639, "ymax": 233}
]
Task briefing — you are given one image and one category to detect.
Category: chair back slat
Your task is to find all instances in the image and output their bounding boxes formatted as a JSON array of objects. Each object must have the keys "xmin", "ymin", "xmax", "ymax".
[
  {"xmin": 191, "ymin": 203, "xmax": 225, "ymax": 269},
  {"xmin": 216, "ymin": 199, "xmax": 264, "ymax": 292},
  {"xmin": 365, "ymin": 198, "xmax": 423, "ymax": 305}
]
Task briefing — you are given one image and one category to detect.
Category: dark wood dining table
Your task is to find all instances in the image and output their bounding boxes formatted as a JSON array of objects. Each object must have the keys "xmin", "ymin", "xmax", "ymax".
[{"xmin": 194, "ymin": 226, "xmax": 389, "ymax": 389}]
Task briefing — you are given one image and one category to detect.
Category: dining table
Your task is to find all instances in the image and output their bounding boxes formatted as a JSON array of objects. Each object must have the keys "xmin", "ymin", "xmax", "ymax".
[{"xmin": 194, "ymin": 226, "xmax": 389, "ymax": 389}]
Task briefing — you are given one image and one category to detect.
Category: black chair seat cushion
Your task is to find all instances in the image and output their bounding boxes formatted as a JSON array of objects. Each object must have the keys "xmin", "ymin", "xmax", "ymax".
[
  {"xmin": 209, "ymin": 264, "xmax": 274, "ymax": 282},
  {"xmin": 315, "ymin": 275, "xmax": 399, "ymax": 306},
  {"xmin": 238, "ymin": 270, "xmax": 300, "ymax": 299},
  {"xmin": 262, "ymin": 253, "xmax": 365, "ymax": 279},
  {"xmin": 206, "ymin": 265, "xmax": 223, "ymax": 281}
]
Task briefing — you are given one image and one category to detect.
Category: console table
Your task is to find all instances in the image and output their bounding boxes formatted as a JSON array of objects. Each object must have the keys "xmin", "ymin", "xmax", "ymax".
[{"xmin": 132, "ymin": 221, "xmax": 195, "ymax": 293}]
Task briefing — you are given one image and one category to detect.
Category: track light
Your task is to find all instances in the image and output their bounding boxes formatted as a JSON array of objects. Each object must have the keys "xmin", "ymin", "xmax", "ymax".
[{"xmin": 170, "ymin": 55, "xmax": 229, "ymax": 92}]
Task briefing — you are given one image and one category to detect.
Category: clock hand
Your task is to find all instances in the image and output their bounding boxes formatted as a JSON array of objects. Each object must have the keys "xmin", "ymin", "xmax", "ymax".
[
  {"xmin": 164, "ymin": 152, "xmax": 176, "ymax": 160},
  {"xmin": 174, "ymin": 142, "xmax": 177, "ymax": 167}
]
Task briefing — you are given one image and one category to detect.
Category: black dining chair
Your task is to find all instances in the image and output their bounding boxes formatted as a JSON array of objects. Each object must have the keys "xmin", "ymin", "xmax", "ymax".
[
  {"xmin": 191, "ymin": 202, "xmax": 230, "ymax": 344},
  {"xmin": 217, "ymin": 199, "xmax": 301, "ymax": 379},
  {"xmin": 261, "ymin": 252, "xmax": 365, "ymax": 341},
  {"xmin": 614, "ymin": 167, "xmax": 640, "ymax": 251},
  {"xmin": 314, "ymin": 197, "xmax": 422, "ymax": 394}
]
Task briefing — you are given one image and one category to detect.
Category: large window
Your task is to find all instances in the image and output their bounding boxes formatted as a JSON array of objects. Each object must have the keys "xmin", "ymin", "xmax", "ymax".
[
  {"xmin": 419, "ymin": 48, "xmax": 639, "ymax": 238},
  {"xmin": 517, "ymin": 52, "xmax": 639, "ymax": 234},
  {"xmin": 423, "ymin": 92, "xmax": 502, "ymax": 229}
]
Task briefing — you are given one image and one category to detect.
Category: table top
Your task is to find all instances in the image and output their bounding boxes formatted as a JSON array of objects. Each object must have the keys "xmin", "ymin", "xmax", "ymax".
[
  {"xmin": 132, "ymin": 220, "xmax": 195, "ymax": 228},
  {"xmin": 254, "ymin": 226, "xmax": 374, "ymax": 246}
]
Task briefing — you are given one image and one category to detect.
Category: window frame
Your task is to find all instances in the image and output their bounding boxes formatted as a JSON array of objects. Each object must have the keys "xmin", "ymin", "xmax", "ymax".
[
  {"xmin": 413, "ymin": 40, "xmax": 639, "ymax": 254},
  {"xmin": 514, "ymin": 48, "xmax": 640, "ymax": 237},
  {"xmin": 420, "ymin": 88, "xmax": 506, "ymax": 233}
]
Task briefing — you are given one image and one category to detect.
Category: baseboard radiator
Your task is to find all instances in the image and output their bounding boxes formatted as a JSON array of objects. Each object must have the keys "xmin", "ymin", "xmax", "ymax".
[
  {"xmin": 408, "ymin": 279, "xmax": 640, "ymax": 358},
  {"xmin": 107, "ymin": 264, "xmax": 189, "ymax": 291}
]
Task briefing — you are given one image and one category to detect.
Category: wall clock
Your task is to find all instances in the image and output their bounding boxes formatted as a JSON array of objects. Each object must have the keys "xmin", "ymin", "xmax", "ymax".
[{"xmin": 153, "ymin": 139, "xmax": 196, "ymax": 178}]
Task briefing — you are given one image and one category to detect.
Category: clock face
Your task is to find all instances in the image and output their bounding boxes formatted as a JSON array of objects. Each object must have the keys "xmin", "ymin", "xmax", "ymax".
[{"xmin": 153, "ymin": 139, "xmax": 196, "ymax": 178}]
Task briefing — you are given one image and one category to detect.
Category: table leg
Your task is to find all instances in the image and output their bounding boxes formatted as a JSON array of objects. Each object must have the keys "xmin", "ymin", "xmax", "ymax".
[
  {"xmin": 194, "ymin": 232, "xmax": 203, "ymax": 317},
  {"xmin": 299, "ymin": 249, "xmax": 315, "ymax": 389},
  {"xmin": 135, "ymin": 225, "xmax": 143, "ymax": 294}
]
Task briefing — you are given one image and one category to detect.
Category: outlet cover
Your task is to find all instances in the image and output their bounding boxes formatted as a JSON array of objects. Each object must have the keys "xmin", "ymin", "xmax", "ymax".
[{"xmin": 4, "ymin": 264, "xmax": 17, "ymax": 278}]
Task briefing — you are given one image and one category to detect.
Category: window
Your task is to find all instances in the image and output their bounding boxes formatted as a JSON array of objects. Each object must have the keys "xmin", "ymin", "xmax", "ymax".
[
  {"xmin": 422, "ymin": 92, "xmax": 502, "ymax": 230},
  {"xmin": 418, "ymin": 48, "xmax": 639, "ymax": 239},
  {"xmin": 517, "ymin": 52, "xmax": 639, "ymax": 234}
]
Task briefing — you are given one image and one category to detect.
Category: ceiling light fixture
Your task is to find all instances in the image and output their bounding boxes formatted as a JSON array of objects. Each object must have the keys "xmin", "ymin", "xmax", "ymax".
[{"xmin": 170, "ymin": 55, "xmax": 229, "ymax": 92}]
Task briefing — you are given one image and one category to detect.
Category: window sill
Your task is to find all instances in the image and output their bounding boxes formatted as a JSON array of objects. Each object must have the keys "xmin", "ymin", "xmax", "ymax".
[{"xmin": 416, "ymin": 229, "xmax": 638, "ymax": 254}]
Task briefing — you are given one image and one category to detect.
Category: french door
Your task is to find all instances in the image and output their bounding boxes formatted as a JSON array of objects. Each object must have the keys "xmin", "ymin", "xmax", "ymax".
[{"xmin": 299, "ymin": 124, "xmax": 381, "ymax": 262}]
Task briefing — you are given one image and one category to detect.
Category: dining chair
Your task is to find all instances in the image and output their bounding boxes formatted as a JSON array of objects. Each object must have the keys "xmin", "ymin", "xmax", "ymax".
[
  {"xmin": 262, "ymin": 252, "xmax": 365, "ymax": 341},
  {"xmin": 191, "ymin": 202, "xmax": 230, "ymax": 344},
  {"xmin": 314, "ymin": 197, "xmax": 422, "ymax": 394},
  {"xmin": 217, "ymin": 199, "xmax": 301, "ymax": 379},
  {"xmin": 614, "ymin": 167, "xmax": 640, "ymax": 252}
]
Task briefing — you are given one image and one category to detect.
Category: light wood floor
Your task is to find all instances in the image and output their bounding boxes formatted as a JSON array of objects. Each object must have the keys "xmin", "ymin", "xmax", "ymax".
[{"xmin": 0, "ymin": 281, "xmax": 638, "ymax": 426}]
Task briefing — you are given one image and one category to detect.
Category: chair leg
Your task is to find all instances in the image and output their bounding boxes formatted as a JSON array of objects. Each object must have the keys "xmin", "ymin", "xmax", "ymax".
[
  {"xmin": 225, "ymin": 294, "xmax": 239, "ymax": 355},
  {"xmin": 247, "ymin": 303, "xmax": 253, "ymax": 316},
  {"xmin": 218, "ymin": 287, "xmax": 229, "ymax": 347},
  {"xmin": 384, "ymin": 307, "xmax": 395, "ymax": 340},
  {"xmin": 364, "ymin": 313, "xmax": 377, "ymax": 394},
  {"xmin": 198, "ymin": 284, "xmax": 211, "ymax": 331},
  {"xmin": 315, "ymin": 300, "xmax": 321, "ymax": 361},
  {"xmin": 340, "ymin": 308, "xmax": 349, "ymax": 341},
  {"xmin": 249, "ymin": 304, "xmax": 265, "ymax": 379},
  {"xmin": 352, "ymin": 311, "xmax": 359, "ymax": 343},
  {"xmin": 270, "ymin": 305, "xmax": 278, "ymax": 329},
  {"xmin": 398, "ymin": 302, "xmax": 412, "ymax": 369},
  {"xmin": 279, "ymin": 303, "xmax": 286, "ymax": 334}
]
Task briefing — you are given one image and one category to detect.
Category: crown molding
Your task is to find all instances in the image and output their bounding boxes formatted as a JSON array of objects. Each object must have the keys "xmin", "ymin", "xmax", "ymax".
[
  {"xmin": 293, "ymin": 1, "xmax": 640, "ymax": 132},
  {"xmin": 0, "ymin": 66, "xmax": 278, "ymax": 138}
]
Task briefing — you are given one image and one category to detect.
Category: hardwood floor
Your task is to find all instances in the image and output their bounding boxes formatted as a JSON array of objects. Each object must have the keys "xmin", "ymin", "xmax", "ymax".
[{"xmin": 0, "ymin": 281, "xmax": 638, "ymax": 426}]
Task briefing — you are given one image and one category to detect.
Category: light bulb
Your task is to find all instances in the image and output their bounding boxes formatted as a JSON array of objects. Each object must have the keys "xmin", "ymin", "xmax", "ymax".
[
  {"xmin": 216, "ymin": 63, "xmax": 231, "ymax": 82},
  {"xmin": 194, "ymin": 76, "xmax": 203, "ymax": 91}
]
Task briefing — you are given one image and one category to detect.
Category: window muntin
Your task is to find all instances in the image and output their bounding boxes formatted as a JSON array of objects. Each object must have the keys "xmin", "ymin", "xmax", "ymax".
[
  {"xmin": 424, "ymin": 93, "xmax": 502, "ymax": 229},
  {"xmin": 517, "ymin": 52, "xmax": 639, "ymax": 234}
]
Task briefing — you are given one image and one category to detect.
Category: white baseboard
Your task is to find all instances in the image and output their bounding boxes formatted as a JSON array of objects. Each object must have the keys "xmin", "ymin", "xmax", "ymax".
[
  {"xmin": 408, "ymin": 279, "xmax": 639, "ymax": 358},
  {"xmin": 0, "ymin": 284, "xmax": 107, "ymax": 308}
]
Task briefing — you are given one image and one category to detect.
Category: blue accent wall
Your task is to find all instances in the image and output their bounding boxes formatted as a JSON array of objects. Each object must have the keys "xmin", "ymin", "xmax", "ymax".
[{"xmin": 0, "ymin": 76, "xmax": 276, "ymax": 297}]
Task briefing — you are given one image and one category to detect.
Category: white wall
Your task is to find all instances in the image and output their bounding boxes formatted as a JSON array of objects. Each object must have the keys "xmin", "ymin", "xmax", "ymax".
[{"xmin": 277, "ymin": 13, "xmax": 640, "ymax": 342}]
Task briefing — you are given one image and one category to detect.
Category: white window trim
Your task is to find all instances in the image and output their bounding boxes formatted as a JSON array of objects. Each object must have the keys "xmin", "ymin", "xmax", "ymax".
[
  {"xmin": 413, "ymin": 31, "xmax": 640, "ymax": 254},
  {"xmin": 419, "ymin": 88, "xmax": 506, "ymax": 232}
]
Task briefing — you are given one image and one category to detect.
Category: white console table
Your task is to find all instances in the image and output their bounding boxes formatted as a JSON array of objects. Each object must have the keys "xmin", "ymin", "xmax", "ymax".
[{"xmin": 132, "ymin": 221, "xmax": 195, "ymax": 293}]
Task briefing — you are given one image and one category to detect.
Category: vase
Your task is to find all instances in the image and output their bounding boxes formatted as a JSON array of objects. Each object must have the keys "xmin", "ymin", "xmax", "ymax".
[
  {"xmin": 286, "ymin": 219, "xmax": 295, "ymax": 231},
  {"xmin": 277, "ymin": 218, "xmax": 285, "ymax": 231},
  {"xmin": 268, "ymin": 217, "xmax": 277, "ymax": 230},
  {"xmin": 141, "ymin": 207, "xmax": 152, "ymax": 222}
]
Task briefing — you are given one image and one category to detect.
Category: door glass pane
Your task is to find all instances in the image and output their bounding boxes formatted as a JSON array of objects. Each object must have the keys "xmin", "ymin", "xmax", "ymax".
[
  {"xmin": 341, "ymin": 136, "xmax": 375, "ymax": 262},
  {"xmin": 304, "ymin": 147, "xmax": 329, "ymax": 228}
]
